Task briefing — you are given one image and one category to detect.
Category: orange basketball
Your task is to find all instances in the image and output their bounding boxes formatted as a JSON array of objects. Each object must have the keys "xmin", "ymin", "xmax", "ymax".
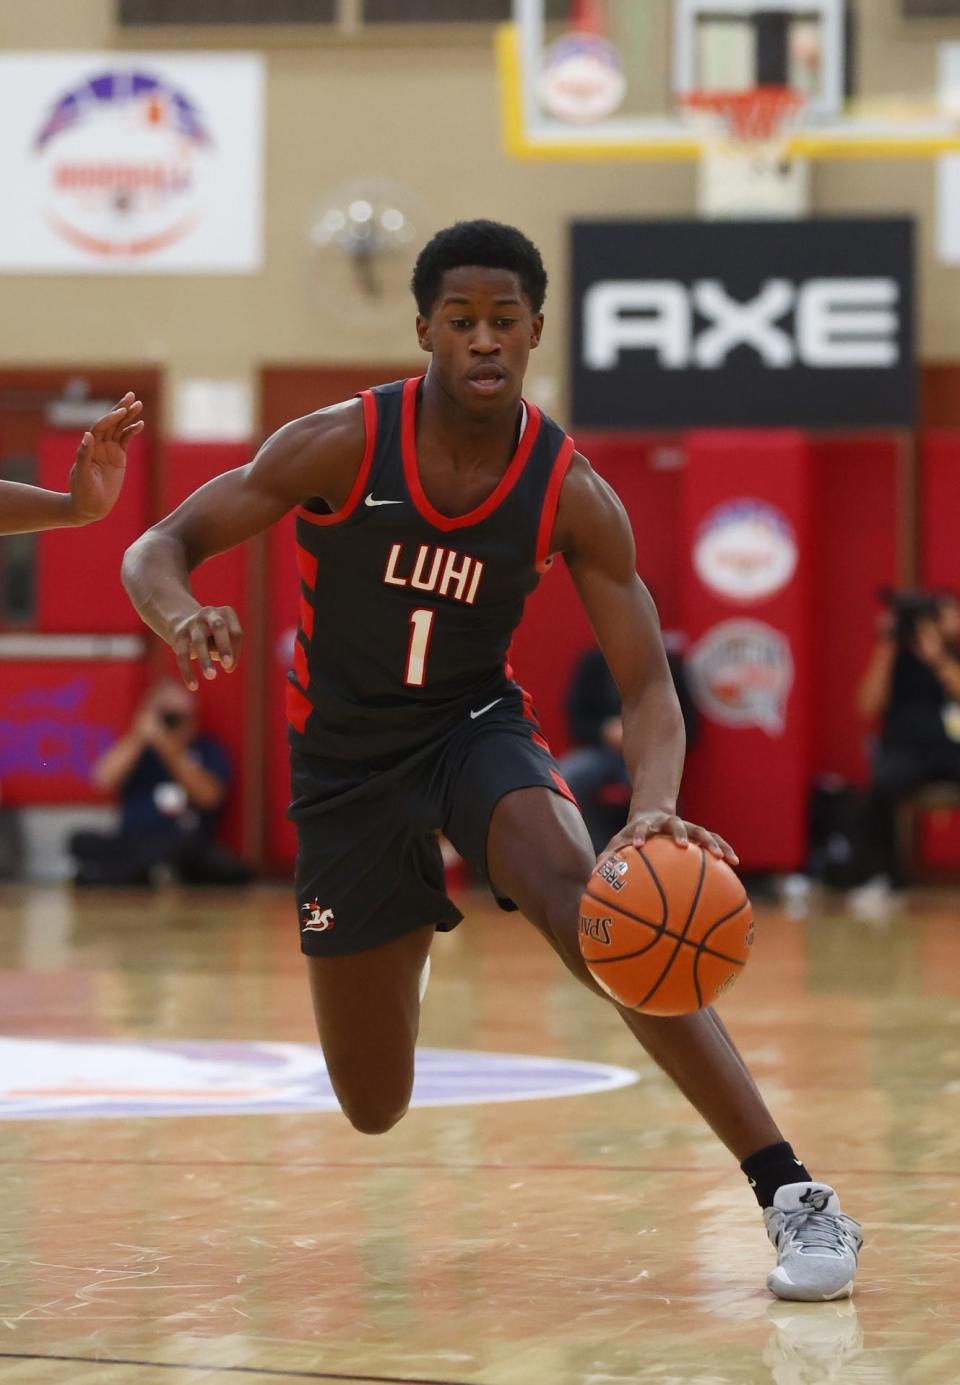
[{"xmin": 578, "ymin": 837, "xmax": 754, "ymax": 1016}]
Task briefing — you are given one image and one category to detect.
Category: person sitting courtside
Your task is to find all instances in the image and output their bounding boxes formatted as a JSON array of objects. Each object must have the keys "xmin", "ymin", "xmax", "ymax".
[{"xmin": 849, "ymin": 589, "xmax": 960, "ymax": 912}]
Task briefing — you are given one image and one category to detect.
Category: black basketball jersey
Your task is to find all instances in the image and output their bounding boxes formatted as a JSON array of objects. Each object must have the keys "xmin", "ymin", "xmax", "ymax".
[{"xmin": 287, "ymin": 376, "xmax": 574, "ymax": 762}]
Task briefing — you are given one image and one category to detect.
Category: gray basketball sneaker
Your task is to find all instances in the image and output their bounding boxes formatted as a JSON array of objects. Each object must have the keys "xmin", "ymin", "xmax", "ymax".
[{"xmin": 764, "ymin": 1182, "xmax": 863, "ymax": 1302}]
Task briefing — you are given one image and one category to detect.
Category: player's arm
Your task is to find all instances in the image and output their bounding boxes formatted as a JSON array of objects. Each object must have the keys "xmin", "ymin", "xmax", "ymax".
[
  {"xmin": 122, "ymin": 399, "xmax": 364, "ymax": 691},
  {"xmin": 0, "ymin": 393, "xmax": 143, "ymax": 535},
  {"xmin": 554, "ymin": 454, "xmax": 738, "ymax": 864}
]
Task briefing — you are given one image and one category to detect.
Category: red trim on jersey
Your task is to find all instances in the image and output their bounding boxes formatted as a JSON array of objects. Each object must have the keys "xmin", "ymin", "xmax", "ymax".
[
  {"xmin": 292, "ymin": 635, "xmax": 309, "ymax": 689},
  {"xmin": 519, "ymin": 686, "xmax": 538, "ymax": 726},
  {"xmin": 297, "ymin": 388, "xmax": 378, "ymax": 528},
  {"xmin": 299, "ymin": 593, "xmax": 314, "ymax": 641},
  {"xmin": 296, "ymin": 542, "xmax": 318, "ymax": 587},
  {"xmin": 400, "ymin": 375, "xmax": 542, "ymax": 532},
  {"xmin": 286, "ymin": 679, "xmax": 312, "ymax": 733},
  {"xmin": 550, "ymin": 768, "xmax": 578, "ymax": 806},
  {"xmin": 534, "ymin": 434, "xmax": 575, "ymax": 572}
]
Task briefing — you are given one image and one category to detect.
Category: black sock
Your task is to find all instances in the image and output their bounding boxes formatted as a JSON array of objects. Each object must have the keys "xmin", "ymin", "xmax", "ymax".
[{"xmin": 741, "ymin": 1141, "xmax": 812, "ymax": 1209}]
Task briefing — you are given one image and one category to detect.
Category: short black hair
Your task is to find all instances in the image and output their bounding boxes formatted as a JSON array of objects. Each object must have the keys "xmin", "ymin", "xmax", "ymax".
[{"xmin": 411, "ymin": 219, "xmax": 548, "ymax": 316}]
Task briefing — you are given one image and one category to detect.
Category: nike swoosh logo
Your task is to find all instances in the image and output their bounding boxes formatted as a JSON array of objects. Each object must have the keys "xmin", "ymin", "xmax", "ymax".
[
  {"xmin": 470, "ymin": 698, "xmax": 503, "ymax": 719},
  {"xmin": 365, "ymin": 493, "xmax": 403, "ymax": 507}
]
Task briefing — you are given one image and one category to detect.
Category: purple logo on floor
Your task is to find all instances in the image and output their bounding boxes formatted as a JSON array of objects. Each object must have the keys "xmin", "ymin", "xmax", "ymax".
[{"xmin": 0, "ymin": 1039, "xmax": 639, "ymax": 1120}]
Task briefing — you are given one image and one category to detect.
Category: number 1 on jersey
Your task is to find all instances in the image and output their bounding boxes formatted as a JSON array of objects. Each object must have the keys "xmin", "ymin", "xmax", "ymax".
[{"xmin": 405, "ymin": 608, "xmax": 435, "ymax": 687}]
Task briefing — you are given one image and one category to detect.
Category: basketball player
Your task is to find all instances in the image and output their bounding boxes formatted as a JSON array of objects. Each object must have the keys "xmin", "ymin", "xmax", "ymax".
[
  {"xmin": 122, "ymin": 222, "xmax": 861, "ymax": 1302},
  {"xmin": 0, "ymin": 393, "xmax": 142, "ymax": 535}
]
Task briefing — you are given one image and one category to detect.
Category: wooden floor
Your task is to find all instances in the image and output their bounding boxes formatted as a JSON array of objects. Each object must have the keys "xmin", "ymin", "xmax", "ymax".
[{"xmin": 0, "ymin": 881, "xmax": 959, "ymax": 1384}]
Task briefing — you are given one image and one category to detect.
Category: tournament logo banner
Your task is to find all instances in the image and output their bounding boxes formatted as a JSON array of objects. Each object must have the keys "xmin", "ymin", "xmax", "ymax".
[
  {"xmin": 0, "ymin": 53, "xmax": 263, "ymax": 272},
  {"xmin": 571, "ymin": 218, "xmax": 915, "ymax": 427},
  {"xmin": 687, "ymin": 619, "xmax": 795, "ymax": 736},
  {"xmin": 694, "ymin": 499, "xmax": 798, "ymax": 604}
]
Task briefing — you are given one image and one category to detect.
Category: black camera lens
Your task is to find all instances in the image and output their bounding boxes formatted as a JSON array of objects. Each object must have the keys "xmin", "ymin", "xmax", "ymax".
[{"xmin": 160, "ymin": 711, "xmax": 184, "ymax": 731}]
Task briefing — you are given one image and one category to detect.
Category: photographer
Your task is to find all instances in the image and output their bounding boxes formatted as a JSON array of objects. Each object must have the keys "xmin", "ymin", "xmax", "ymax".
[
  {"xmin": 70, "ymin": 677, "xmax": 250, "ymax": 886},
  {"xmin": 851, "ymin": 589, "xmax": 960, "ymax": 905}
]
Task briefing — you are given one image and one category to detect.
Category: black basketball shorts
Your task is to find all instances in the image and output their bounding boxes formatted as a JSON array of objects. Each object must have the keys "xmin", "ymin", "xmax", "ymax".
[{"xmin": 290, "ymin": 691, "xmax": 578, "ymax": 957}]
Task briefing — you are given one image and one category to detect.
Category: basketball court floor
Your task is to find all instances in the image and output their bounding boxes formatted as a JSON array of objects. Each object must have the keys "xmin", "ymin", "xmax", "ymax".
[{"xmin": 0, "ymin": 883, "xmax": 957, "ymax": 1383}]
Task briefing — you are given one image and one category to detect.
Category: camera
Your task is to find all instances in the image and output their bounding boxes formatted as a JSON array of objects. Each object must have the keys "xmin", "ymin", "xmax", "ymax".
[
  {"xmin": 160, "ymin": 710, "xmax": 185, "ymax": 731},
  {"xmin": 879, "ymin": 587, "xmax": 943, "ymax": 648}
]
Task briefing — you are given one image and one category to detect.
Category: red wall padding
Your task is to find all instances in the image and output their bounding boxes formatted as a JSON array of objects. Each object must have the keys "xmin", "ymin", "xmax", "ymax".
[
  {"xmin": 161, "ymin": 442, "xmax": 252, "ymax": 854},
  {"xmin": 921, "ymin": 433, "xmax": 960, "ymax": 589},
  {"xmin": 510, "ymin": 429, "xmax": 904, "ymax": 872},
  {"xmin": 2, "ymin": 429, "xmax": 147, "ymax": 807},
  {"xmin": 679, "ymin": 430, "xmax": 813, "ymax": 869},
  {"xmin": 808, "ymin": 435, "xmax": 900, "ymax": 784}
]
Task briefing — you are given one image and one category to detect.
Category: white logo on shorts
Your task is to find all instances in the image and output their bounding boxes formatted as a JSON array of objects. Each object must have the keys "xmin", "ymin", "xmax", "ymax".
[{"xmin": 300, "ymin": 902, "xmax": 335, "ymax": 932}]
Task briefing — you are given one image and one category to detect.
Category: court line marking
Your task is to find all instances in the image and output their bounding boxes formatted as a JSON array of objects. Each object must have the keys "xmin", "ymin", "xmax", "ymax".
[
  {"xmin": 0, "ymin": 1353, "xmax": 475, "ymax": 1385},
  {"xmin": 0, "ymin": 1156, "xmax": 952, "ymax": 1179}
]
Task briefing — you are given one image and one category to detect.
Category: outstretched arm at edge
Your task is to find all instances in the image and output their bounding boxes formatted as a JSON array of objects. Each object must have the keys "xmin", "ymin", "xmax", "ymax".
[{"xmin": 0, "ymin": 393, "xmax": 143, "ymax": 535}]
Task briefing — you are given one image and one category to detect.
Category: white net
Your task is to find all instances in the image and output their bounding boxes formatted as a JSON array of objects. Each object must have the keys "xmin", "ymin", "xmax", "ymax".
[{"xmin": 680, "ymin": 87, "xmax": 810, "ymax": 218}]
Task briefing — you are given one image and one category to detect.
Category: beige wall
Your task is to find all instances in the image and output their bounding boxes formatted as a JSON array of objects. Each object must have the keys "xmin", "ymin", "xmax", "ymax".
[{"xmin": 1, "ymin": 0, "xmax": 958, "ymax": 431}]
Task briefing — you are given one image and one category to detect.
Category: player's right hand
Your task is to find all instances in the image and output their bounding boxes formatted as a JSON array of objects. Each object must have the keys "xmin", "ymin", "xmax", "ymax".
[{"xmin": 171, "ymin": 606, "xmax": 243, "ymax": 691}]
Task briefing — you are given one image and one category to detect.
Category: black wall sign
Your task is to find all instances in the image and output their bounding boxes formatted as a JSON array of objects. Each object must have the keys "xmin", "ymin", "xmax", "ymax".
[{"xmin": 571, "ymin": 218, "xmax": 915, "ymax": 429}]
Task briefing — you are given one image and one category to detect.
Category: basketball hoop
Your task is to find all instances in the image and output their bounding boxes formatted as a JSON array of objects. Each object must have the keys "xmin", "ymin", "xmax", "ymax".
[
  {"xmin": 679, "ymin": 86, "xmax": 809, "ymax": 217},
  {"xmin": 681, "ymin": 86, "xmax": 806, "ymax": 156}
]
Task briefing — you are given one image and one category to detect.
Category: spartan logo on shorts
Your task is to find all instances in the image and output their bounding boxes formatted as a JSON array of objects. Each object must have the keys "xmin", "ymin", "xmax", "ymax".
[
  {"xmin": 300, "ymin": 901, "xmax": 335, "ymax": 933},
  {"xmin": 596, "ymin": 855, "xmax": 629, "ymax": 891}
]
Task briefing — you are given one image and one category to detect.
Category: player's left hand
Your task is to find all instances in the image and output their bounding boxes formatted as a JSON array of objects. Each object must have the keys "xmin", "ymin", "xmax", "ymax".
[
  {"xmin": 602, "ymin": 810, "xmax": 739, "ymax": 866},
  {"xmin": 68, "ymin": 391, "xmax": 144, "ymax": 523}
]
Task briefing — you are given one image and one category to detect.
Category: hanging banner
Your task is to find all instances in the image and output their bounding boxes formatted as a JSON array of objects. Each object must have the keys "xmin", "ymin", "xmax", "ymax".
[
  {"xmin": 571, "ymin": 218, "xmax": 915, "ymax": 427},
  {"xmin": 0, "ymin": 52, "xmax": 263, "ymax": 272}
]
